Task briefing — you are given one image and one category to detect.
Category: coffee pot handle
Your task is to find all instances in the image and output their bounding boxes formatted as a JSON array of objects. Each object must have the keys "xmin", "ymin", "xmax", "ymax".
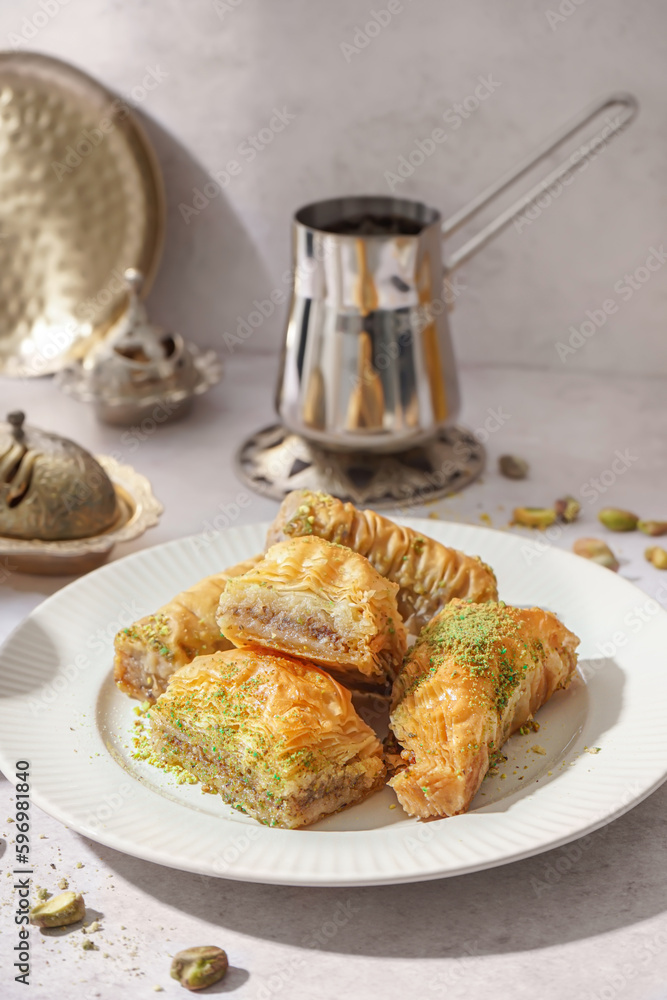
[{"xmin": 441, "ymin": 92, "xmax": 638, "ymax": 273}]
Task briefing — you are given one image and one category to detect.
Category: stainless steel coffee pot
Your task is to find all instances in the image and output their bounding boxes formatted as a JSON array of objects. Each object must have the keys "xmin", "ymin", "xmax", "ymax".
[{"xmin": 276, "ymin": 93, "xmax": 637, "ymax": 453}]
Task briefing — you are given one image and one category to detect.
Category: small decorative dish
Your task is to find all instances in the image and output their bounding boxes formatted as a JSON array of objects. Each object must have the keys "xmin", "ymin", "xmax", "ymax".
[
  {"xmin": 0, "ymin": 411, "xmax": 162, "ymax": 575},
  {"xmin": 0, "ymin": 454, "xmax": 163, "ymax": 575},
  {"xmin": 0, "ymin": 520, "xmax": 666, "ymax": 884},
  {"xmin": 57, "ymin": 270, "xmax": 223, "ymax": 425}
]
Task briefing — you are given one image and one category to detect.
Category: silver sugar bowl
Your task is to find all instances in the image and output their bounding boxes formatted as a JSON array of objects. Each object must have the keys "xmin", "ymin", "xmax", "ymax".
[
  {"xmin": 0, "ymin": 411, "xmax": 119, "ymax": 541},
  {"xmin": 57, "ymin": 269, "xmax": 222, "ymax": 426}
]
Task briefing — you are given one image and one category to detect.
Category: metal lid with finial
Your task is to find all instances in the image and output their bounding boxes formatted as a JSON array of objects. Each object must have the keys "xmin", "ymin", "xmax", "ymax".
[
  {"xmin": 56, "ymin": 269, "xmax": 222, "ymax": 426},
  {"xmin": 7, "ymin": 410, "xmax": 26, "ymax": 440},
  {"xmin": 0, "ymin": 412, "xmax": 119, "ymax": 541}
]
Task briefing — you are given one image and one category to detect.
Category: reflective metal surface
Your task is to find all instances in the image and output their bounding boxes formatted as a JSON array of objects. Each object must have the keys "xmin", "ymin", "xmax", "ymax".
[
  {"xmin": 276, "ymin": 93, "xmax": 638, "ymax": 453},
  {"xmin": 57, "ymin": 270, "xmax": 222, "ymax": 425},
  {"xmin": 235, "ymin": 423, "xmax": 484, "ymax": 508},
  {"xmin": 0, "ymin": 411, "xmax": 118, "ymax": 541},
  {"xmin": 276, "ymin": 195, "xmax": 460, "ymax": 453},
  {"xmin": 0, "ymin": 52, "xmax": 165, "ymax": 377},
  {"xmin": 0, "ymin": 454, "xmax": 163, "ymax": 575}
]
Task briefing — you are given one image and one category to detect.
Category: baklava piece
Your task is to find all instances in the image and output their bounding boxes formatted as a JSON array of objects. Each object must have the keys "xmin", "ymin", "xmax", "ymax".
[
  {"xmin": 148, "ymin": 647, "xmax": 386, "ymax": 828},
  {"xmin": 389, "ymin": 599, "xmax": 579, "ymax": 818},
  {"xmin": 266, "ymin": 489, "xmax": 498, "ymax": 633},
  {"xmin": 216, "ymin": 536, "xmax": 406, "ymax": 689},
  {"xmin": 114, "ymin": 555, "xmax": 261, "ymax": 702}
]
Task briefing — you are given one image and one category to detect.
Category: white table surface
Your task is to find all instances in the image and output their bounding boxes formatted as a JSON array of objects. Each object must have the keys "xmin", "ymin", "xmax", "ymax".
[{"xmin": 1, "ymin": 358, "xmax": 667, "ymax": 1000}]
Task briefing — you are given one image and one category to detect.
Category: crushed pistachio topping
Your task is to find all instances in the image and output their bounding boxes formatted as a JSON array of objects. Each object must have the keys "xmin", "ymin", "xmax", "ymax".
[
  {"xmin": 122, "ymin": 614, "xmax": 174, "ymax": 661},
  {"xmin": 401, "ymin": 602, "xmax": 542, "ymax": 715},
  {"xmin": 487, "ymin": 749, "xmax": 508, "ymax": 776},
  {"xmin": 137, "ymin": 655, "xmax": 361, "ymax": 823}
]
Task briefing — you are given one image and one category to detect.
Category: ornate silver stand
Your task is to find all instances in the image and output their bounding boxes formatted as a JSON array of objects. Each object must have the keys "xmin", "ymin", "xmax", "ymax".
[{"xmin": 235, "ymin": 424, "xmax": 484, "ymax": 509}]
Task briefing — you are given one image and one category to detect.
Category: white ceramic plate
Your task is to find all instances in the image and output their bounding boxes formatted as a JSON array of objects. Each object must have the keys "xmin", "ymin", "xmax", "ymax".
[{"xmin": 1, "ymin": 520, "xmax": 666, "ymax": 887}]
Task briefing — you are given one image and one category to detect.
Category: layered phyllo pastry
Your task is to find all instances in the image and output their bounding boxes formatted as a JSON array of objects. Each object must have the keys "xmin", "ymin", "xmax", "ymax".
[
  {"xmin": 267, "ymin": 490, "xmax": 498, "ymax": 633},
  {"xmin": 114, "ymin": 556, "xmax": 260, "ymax": 701},
  {"xmin": 216, "ymin": 536, "xmax": 406, "ymax": 689},
  {"xmin": 148, "ymin": 647, "xmax": 386, "ymax": 828},
  {"xmin": 389, "ymin": 600, "xmax": 580, "ymax": 818}
]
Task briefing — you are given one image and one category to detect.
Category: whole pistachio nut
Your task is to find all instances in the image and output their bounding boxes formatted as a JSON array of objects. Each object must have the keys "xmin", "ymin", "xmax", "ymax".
[
  {"xmin": 170, "ymin": 946, "xmax": 229, "ymax": 991},
  {"xmin": 573, "ymin": 537, "xmax": 619, "ymax": 571},
  {"xmin": 645, "ymin": 546, "xmax": 667, "ymax": 570},
  {"xmin": 638, "ymin": 519, "xmax": 667, "ymax": 537},
  {"xmin": 597, "ymin": 508, "xmax": 638, "ymax": 532},
  {"xmin": 555, "ymin": 496, "xmax": 581, "ymax": 523},
  {"xmin": 512, "ymin": 507, "xmax": 556, "ymax": 529},
  {"xmin": 499, "ymin": 454, "xmax": 529, "ymax": 480},
  {"xmin": 30, "ymin": 891, "xmax": 85, "ymax": 928}
]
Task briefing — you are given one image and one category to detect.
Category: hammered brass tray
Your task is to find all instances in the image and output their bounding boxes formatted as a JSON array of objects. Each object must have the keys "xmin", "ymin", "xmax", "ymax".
[{"xmin": 0, "ymin": 52, "xmax": 165, "ymax": 377}]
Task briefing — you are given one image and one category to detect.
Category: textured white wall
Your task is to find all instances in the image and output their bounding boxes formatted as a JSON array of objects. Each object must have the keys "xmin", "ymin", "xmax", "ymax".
[{"xmin": 2, "ymin": 0, "xmax": 666, "ymax": 375}]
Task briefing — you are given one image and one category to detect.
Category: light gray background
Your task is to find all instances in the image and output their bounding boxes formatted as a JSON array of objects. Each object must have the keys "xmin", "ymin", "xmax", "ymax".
[
  {"xmin": 2, "ymin": 5, "xmax": 667, "ymax": 999},
  {"xmin": 1, "ymin": 0, "xmax": 664, "ymax": 376}
]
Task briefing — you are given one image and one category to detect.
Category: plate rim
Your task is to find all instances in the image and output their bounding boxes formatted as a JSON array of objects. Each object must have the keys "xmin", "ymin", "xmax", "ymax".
[{"xmin": 1, "ymin": 518, "xmax": 667, "ymax": 887}]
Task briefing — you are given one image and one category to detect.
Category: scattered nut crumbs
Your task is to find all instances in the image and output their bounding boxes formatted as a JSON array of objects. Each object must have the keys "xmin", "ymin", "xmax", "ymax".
[
  {"xmin": 171, "ymin": 946, "xmax": 228, "ymax": 990},
  {"xmin": 555, "ymin": 496, "xmax": 581, "ymax": 523},
  {"xmin": 36, "ymin": 887, "xmax": 50, "ymax": 900},
  {"xmin": 512, "ymin": 507, "xmax": 556, "ymax": 529},
  {"xmin": 75, "ymin": 862, "xmax": 83, "ymax": 869},
  {"xmin": 573, "ymin": 537, "xmax": 619, "ymax": 571},
  {"xmin": 82, "ymin": 939, "xmax": 98, "ymax": 951},
  {"xmin": 30, "ymin": 891, "xmax": 85, "ymax": 928},
  {"xmin": 598, "ymin": 507, "xmax": 638, "ymax": 532},
  {"xmin": 646, "ymin": 546, "xmax": 667, "ymax": 569},
  {"xmin": 499, "ymin": 454, "xmax": 529, "ymax": 480},
  {"xmin": 531, "ymin": 745, "xmax": 547, "ymax": 755},
  {"xmin": 639, "ymin": 519, "xmax": 667, "ymax": 537},
  {"xmin": 584, "ymin": 746, "xmax": 601, "ymax": 754},
  {"xmin": 58, "ymin": 878, "xmax": 69, "ymax": 890}
]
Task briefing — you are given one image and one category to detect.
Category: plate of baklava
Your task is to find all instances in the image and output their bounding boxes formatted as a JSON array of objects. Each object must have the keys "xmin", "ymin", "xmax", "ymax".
[{"xmin": 1, "ymin": 489, "xmax": 667, "ymax": 886}]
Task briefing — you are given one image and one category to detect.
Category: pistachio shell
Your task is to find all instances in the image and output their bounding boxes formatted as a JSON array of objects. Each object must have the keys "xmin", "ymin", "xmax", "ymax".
[
  {"xmin": 638, "ymin": 520, "xmax": 667, "ymax": 537},
  {"xmin": 499, "ymin": 455, "xmax": 529, "ymax": 480},
  {"xmin": 573, "ymin": 537, "xmax": 619, "ymax": 571},
  {"xmin": 512, "ymin": 507, "xmax": 556, "ymax": 529},
  {"xmin": 171, "ymin": 946, "xmax": 228, "ymax": 991},
  {"xmin": 555, "ymin": 496, "xmax": 581, "ymax": 523},
  {"xmin": 645, "ymin": 546, "xmax": 667, "ymax": 570},
  {"xmin": 30, "ymin": 891, "xmax": 85, "ymax": 928},
  {"xmin": 597, "ymin": 508, "xmax": 638, "ymax": 532}
]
